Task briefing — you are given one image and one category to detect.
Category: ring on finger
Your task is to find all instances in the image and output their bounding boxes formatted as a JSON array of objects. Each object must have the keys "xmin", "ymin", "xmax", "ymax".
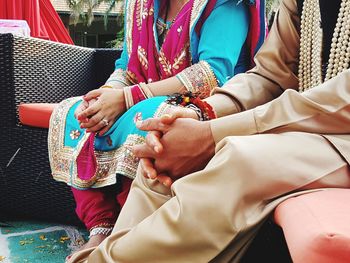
[{"xmin": 102, "ymin": 119, "xmax": 109, "ymax": 126}]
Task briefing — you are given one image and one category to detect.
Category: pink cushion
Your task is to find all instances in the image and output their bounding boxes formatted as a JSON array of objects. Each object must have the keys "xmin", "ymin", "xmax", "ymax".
[{"xmin": 274, "ymin": 189, "xmax": 350, "ymax": 263}]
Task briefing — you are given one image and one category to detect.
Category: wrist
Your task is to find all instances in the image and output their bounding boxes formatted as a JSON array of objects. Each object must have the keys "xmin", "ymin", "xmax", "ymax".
[
  {"xmin": 201, "ymin": 121, "xmax": 216, "ymax": 157},
  {"xmin": 165, "ymin": 92, "xmax": 217, "ymax": 121}
]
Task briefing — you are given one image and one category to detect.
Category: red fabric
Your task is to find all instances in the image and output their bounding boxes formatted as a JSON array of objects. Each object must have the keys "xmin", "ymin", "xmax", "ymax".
[
  {"xmin": 71, "ymin": 177, "xmax": 132, "ymax": 229},
  {"xmin": 77, "ymin": 133, "xmax": 98, "ymax": 181},
  {"xmin": 116, "ymin": 177, "xmax": 132, "ymax": 207},
  {"xmin": 71, "ymin": 186, "xmax": 119, "ymax": 230},
  {"xmin": 19, "ymin": 103, "xmax": 57, "ymax": 128},
  {"xmin": 0, "ymin": 0, "xmax": 73, "ymax": 44}
]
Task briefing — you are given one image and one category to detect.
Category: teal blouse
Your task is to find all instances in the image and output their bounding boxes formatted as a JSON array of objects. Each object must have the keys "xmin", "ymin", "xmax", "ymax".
[{"xmin": 115, "ymin": 0, "xmax": 249, "ymax": 86}]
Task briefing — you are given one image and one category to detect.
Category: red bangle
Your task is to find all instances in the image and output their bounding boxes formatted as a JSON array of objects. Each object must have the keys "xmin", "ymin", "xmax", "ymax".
[{"xmin": 130, "ymin": 84, "xmax": 147, "ymax": 104}]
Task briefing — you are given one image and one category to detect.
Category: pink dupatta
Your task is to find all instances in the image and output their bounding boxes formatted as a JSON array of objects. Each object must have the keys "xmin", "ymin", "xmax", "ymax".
[{"xmin": 126, "ymin": 0, "xmax": 195, "ymax": 83}]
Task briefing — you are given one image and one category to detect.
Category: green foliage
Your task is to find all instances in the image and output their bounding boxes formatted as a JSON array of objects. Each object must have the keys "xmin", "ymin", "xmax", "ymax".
[{"xmin": 65, "ymin": 0, "xmax": 118, "ymax": 26}]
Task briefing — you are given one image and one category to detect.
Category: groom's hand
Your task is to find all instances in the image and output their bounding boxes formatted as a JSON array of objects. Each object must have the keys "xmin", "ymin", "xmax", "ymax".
[{"xmin": 133, "ymin": 116, "xmax": 215, "ymax": 184}]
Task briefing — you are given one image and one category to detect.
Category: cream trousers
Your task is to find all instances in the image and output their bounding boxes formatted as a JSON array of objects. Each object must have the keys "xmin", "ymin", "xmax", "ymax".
[{"xmin": 69, "ymin": 132, "xmax": 350, "ymax": 263}]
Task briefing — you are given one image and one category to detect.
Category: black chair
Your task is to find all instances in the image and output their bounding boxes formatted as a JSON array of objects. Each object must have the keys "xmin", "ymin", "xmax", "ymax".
[{"xmin": 0, "ymin": 33, "xmax": 121, "ymax": 225}]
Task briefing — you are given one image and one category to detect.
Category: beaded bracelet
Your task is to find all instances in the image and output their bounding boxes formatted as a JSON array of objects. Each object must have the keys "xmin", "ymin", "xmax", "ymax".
[{"xmin": 165, "ymin": 92, "xmax": 217, "ymax": 120}]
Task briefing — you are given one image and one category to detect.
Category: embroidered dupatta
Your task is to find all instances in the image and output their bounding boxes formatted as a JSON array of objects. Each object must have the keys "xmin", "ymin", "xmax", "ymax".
[{"xmin": 126, "ymin": 0, "xmax": 215, "ymax": 84}]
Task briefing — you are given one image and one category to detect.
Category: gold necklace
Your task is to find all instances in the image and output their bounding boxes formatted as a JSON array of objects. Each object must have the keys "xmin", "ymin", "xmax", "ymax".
[{"xmin": 298, "ymin": 0, "xmax": 350, "ymax": 92}]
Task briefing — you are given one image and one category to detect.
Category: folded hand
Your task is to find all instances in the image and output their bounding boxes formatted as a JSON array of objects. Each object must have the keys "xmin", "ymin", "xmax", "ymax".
[
  {"xmin": 76, "ymin": 88, "xmax": 126, "ymax": 135},
  {"xmin": 132, "ymin": 107, "xmax": 215, "ymax": 186}
]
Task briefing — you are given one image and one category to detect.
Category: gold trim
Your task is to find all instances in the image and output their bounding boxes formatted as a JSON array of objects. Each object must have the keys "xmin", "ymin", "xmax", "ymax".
[
  {"xmin": 106, "ymin": 68, "xmax": 132, "ymax": 87},
  {"xmin": 48, "ymin": 98, "xmax": 146, "ymax": 189},
  {"xmin": 176, "ymin": 60, "xmax": 218, "ymax": 98},
  {"xmin": 190, "ymin": 0, "xmax": 208, "ymax": 34},
  {"xmin": 126, "ymin": 0, "xmax": 137, "ymax": 55}
]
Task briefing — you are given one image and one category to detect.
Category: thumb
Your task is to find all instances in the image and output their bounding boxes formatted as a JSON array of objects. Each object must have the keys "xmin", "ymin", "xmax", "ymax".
[{"xmin": 160, "ymin": 107, "xmax": 197, "ymax": 125}]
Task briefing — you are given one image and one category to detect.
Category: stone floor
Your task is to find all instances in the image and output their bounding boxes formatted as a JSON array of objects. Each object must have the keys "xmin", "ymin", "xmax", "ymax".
[{"xmin": 0, "ymin": 221, "xmax": 87, "ymax": 263}]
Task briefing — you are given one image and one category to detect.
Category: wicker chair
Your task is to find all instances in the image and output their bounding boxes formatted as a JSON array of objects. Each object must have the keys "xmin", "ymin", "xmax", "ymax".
[
  {"xmin": 0, "ymin": 33, "xmax": 121, "ymax": 225},
  {"xmin": 0, "ymin": 33, "xmax": 291, "ymax": 261}
]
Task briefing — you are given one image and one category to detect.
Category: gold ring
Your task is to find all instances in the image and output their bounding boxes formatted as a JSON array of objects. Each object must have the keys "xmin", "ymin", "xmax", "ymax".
[{"xmin": 102, "ymin": 119, "xmax": 109, "ymax": 126}]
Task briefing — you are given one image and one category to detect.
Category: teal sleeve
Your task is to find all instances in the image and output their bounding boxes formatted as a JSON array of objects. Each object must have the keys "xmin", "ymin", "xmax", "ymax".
[
  {"xmin": 114, "ymin": 39, "xmax": 129, "ymax": 70},
  {"xmin": 197, "ymin": 1, "xmax": 249, "ymax": 85}
]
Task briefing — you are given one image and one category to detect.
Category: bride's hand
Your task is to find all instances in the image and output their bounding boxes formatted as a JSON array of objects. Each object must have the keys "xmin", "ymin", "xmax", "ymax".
[
  {"xmin": 77, "ymin": 88, "xmax": 126, "ymax": 135},
  {"xmin": 74, "ymin": 96, "xmax": 97, "ymax": 123}
]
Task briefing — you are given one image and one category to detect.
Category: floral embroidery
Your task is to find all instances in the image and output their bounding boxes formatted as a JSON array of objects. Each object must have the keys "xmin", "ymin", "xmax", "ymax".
[
  {"xmin": 172, "ymin": 43, "xmax": 189, "ymax": 70},
  {"xmin": 136, "ymin": 0, "xmax": 148, "ymax": 30},
  {"xmin": 176, "ymin": 60, "xmax": 218, "ymax": 99},
  {"xmin": 70, "ymin": 130, "xmax": 81, "ymax": 140},
  {"xmin": 159, "ymin": 50, "xmax": 173, "ymax": 76},
  {"xmin": 133, "ymin": 112, "xmax": 143, "ymax": 123},
  {"xmin": 137, "ymin": 45, "xmax": 149, "ymax": 70},
  {"xmin": 48, "ymin": 98, "xmax": 147, "ymax": 188}
]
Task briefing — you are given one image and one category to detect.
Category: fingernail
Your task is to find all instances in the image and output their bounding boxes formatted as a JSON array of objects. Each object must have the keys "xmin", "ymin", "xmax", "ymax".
[{"xmin": 154, "ymin": 146, "xmax": 160, "ymax": 153}]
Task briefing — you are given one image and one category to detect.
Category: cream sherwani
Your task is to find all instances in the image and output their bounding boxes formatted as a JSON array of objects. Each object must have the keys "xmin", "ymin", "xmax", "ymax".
[{"xmin": 69, "ymin": 0, "xmax": 350, "ymax": 262}]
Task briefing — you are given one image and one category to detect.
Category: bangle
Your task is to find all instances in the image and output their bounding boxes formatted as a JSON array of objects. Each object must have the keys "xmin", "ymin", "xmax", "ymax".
[
  {"xmin": 123, "ymin": 84, "xmax": 152, "ymax": 110},
  {"xmin": 124, "ymin": 86, "xmax": 134, "ymax": 110},
  {"xmin": 185, "ymin": 104, "xmax": 204, "ymax": 121},
  {"xmin": 165, "ymin": 92, "xmax": 217, "ymax": 120},
  {"xmin": 100, "ymin": 85, "xmax": 114, "ymax": 89},
  {"xmin": 89, "ymin": 227, "xmax": 113, "ymax": 238},
  {"xmin": 139, "ymin": 82, "xmax": 154, "ymax": 98}
]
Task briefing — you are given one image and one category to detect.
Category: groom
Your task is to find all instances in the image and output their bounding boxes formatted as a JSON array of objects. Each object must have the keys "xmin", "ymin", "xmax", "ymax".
[{"xmin": 69, "ymin": 0, "xmax": 350, "ymax": 262}]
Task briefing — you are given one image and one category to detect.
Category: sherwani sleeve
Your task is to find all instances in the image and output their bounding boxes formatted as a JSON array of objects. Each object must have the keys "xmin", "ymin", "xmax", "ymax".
[{"xmin": 206, "ymin": 0, "xmax": 350, "ymax": 143}]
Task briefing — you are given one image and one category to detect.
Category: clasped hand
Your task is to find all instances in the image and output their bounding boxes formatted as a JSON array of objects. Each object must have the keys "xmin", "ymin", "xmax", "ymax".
[
  {"xmin": 132, "ymin": 108, "xmax": 216, "ymax": 187},
  {"xmin": 74, "ymin": 88, "xmax": 126, "ymax": 135}
]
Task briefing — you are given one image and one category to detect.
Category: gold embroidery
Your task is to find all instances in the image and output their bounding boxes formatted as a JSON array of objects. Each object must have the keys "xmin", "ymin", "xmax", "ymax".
[
  {"xmin": 48, "ymin": 98, "xmax": 146, "ymax": 189},
  {"xmin": 190, "ymin": 0, "xmax": 208, "ymax": 30},
  {"xmin": 137, "ymin": 45, "xmax": 149, "ymax": 70},
  {"xmin": 136, "ymin": 0, "xmax": 142, "ymax": 30},
  {"xmin": 126, "ymin": 70, "xmax": 138, "ymax": 84},
  {"xmin": 106, "ymin": 68, "xmax": 132, "ymax": 86},
  {"xmin": 136, "ymin": 0, "xmax": 149, "ymax": 31},
  {"xmin": 153, "ymin": 102, "xmax": 176, "ymax": 118},
  {"xmin": 176, "ymin": 60, "xmax": 218, "ymax": 98},
  {"xmin": 126, "ymin": 0, "xmax": 137, "ymax": 55},
  {"xmin": 159, "ymin": 50, "xmax": 172, "ymax": 76},
  {"xmin": 173, "ymin": 43, "xmax": 189, "ymax": 70}
]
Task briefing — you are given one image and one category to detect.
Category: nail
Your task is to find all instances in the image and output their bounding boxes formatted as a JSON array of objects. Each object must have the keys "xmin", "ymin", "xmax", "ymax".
[{"xmin": 154, "ymin": 146, "xmax": 160, "ymax": 153}]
